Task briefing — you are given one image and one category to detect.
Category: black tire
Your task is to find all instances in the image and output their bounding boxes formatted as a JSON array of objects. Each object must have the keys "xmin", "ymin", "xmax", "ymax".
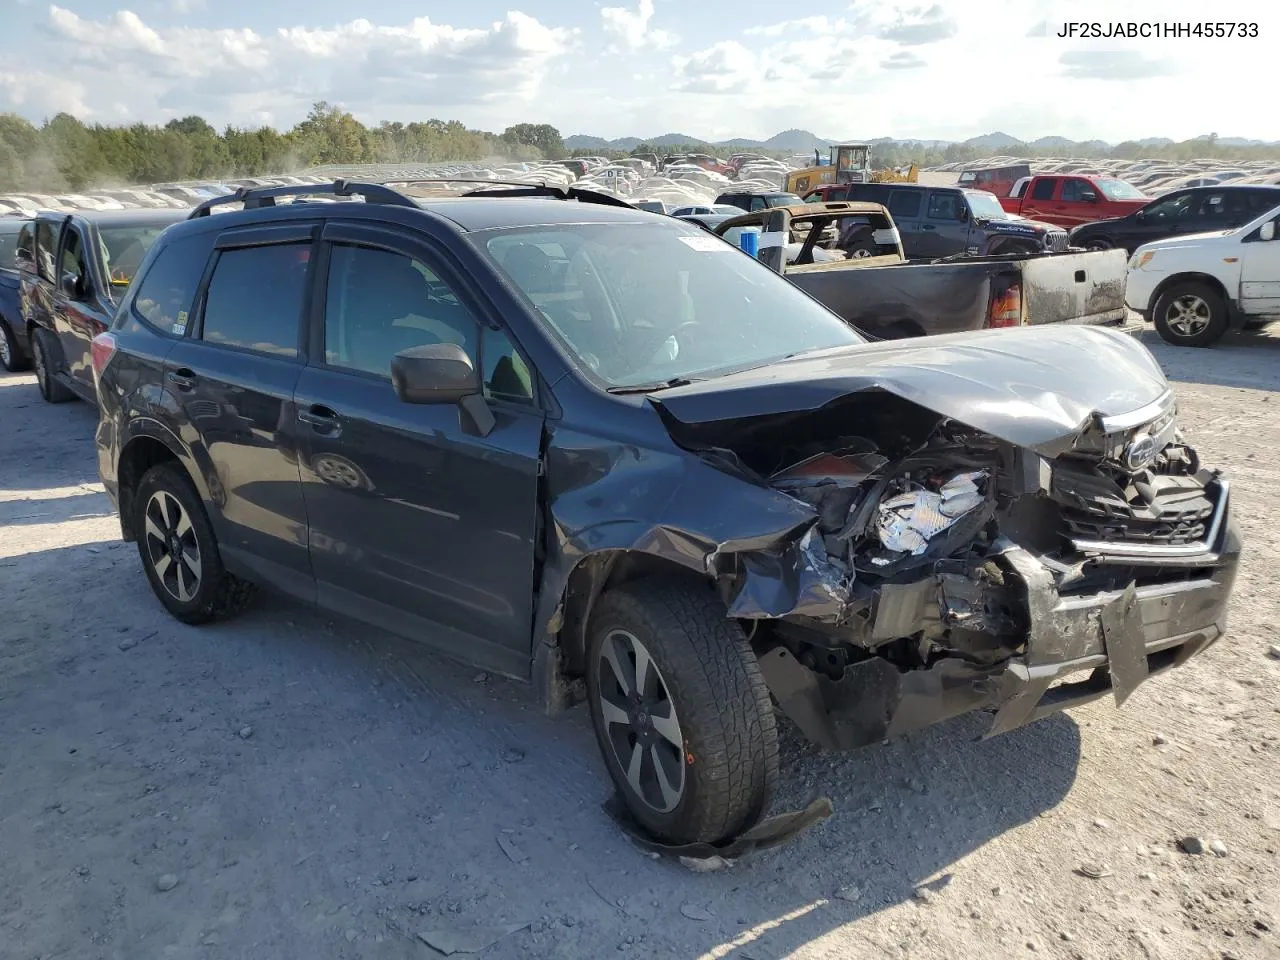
[
  {"xmin": 1082, "ymin": 237, "xmax": 1112, "ymax": 251},
  {"xmin": 1152, "ymin": 281, "xmax": 1229, "ymax": 347},
  {"xmin": 0, "ymin": 319, "xmax": 28, "ymax": 372},
  {"xmin": 586, "ymin": 576, "xmax": 778, "ymax": 845},
  {"xmin": 133, "ymin": 462, "xmax": 256, "ymax": 624},
  {"xmin": 841, "ymin": 231, "xmax": 877, "ymax": 259},
  {"xmin": 31, "ymin": 328, "xmax": 74, "ymax": 403}
]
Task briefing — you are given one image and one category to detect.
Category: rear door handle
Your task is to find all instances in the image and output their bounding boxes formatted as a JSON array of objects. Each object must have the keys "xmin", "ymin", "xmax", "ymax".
[
  {"xmin": 166, "ymin": 369, "xmax": 196, "ymax": 390},
  {"xmin": 921, "ymin": 224, "xmax": 936, "ymax": 230}
]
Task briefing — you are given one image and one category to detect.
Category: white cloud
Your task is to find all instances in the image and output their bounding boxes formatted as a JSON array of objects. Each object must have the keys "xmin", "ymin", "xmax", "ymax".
[
  {"xmin": 6, "ymin": 5, "xmax": 578, "ymax": 128},
  {"xmin": 0, "ymin": 0, "xmax": 1277, "ymax": 146},
  {"xmin": 600, "ymin": 0, "xmax": 676, "ymax": 51}
]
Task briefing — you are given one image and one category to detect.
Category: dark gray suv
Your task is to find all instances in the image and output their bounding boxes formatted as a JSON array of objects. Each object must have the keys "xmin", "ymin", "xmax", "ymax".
[{"xmin": 92, "ymin": 181, "xmax": 1241, "ymax": 848}]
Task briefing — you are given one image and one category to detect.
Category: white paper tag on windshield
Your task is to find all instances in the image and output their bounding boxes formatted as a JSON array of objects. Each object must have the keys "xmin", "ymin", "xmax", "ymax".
[{"xmin": 678, "ymin": 234, "xmax": 732, "ymax": 252}]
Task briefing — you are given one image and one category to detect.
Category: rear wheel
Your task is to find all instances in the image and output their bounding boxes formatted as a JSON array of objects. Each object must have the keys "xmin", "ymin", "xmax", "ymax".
[
  {"xmin": 1083, "ymin": 237, "xmax": 1112, "ymax": 251},
  {"xmin": 841, "ymin": 231, "xmax": 877, "ymax": 258},
  {"xmin": 586, "ymin": 577, "xmax": 778, "ymax": 845},
  {"xmin": 1153, "ymin": 282, "xmax": 1229, "ymax": 347},
  {"xmin": 133, "ymin": 463, "xmax": 256, "ymax": 624},
  {"xmin": 31, "ymin": 328, "xmax": 73, "ymax": 402}
]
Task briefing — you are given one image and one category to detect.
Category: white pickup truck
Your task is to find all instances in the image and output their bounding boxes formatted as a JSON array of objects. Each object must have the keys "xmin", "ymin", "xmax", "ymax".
[{"xmin": 1125, "ymin": 202, "xmax": 1280, "ymax": 346}]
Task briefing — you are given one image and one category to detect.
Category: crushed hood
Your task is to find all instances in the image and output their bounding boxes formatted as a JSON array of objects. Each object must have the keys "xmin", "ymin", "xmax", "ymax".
[{"xmin": 650, "ymin": 325, "xmax": 1169, "ymax": 456}]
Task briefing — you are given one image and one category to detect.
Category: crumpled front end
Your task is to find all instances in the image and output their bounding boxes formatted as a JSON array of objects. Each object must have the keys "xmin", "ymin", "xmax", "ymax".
[{"xmin": 656, "ymin": 387, "xmax": 1241, "ymax": 750}]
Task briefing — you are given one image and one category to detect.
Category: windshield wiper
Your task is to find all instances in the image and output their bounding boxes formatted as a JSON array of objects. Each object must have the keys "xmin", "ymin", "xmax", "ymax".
[{"xmin": 606, "ymin": 376, "xmax": 696, "ymax": 394}]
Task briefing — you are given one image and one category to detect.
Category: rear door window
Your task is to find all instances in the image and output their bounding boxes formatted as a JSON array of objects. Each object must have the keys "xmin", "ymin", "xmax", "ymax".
[
  {"xmin": 1031, "ymin": 179, "xmax": 1057, "ymax": 201},
  {"xmin": 199, "ymin": 243, "xmax": 310, "ymax": 358},
  {"xmin": 887, "ymin": 190, "xmax": 922, "ymax": 219}
]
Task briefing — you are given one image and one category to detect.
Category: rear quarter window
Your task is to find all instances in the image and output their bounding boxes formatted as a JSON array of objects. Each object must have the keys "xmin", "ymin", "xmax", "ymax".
[
  {"xmin": 125, "ymin": 233, "xmax": 213, "ymax": 335},
  {"xmin": 198, "ymin": 243, "xmax": 309, "ymax": 358}
]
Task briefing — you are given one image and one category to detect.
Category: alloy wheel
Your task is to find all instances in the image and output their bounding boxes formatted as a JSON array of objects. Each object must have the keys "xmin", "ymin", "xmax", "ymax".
[
  {"xmin": 596, "ymin": 629, "xmax": 686, "ymax": 814},
  {"xmin": 0, "ymin": 326, "xmax": 11, "ymax": 369},
  {"xmin": 1164, "ymin": 294, "xmax": 1211, "ymax": 337},
  {"xmin": 143, "ymin": 490, "xmax": 202, "ymax": 602}
]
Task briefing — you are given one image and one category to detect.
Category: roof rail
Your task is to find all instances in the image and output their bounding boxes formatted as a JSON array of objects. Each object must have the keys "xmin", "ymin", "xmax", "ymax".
[
  {"xmin": 393, "ymin": 178, "xmax": 636, "ymax": 210},
  {"xmin": 187, "ymin": 179, "xmax": 418, "ymax": 219}
]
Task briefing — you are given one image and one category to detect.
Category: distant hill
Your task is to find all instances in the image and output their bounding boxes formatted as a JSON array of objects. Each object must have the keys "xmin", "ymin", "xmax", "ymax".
[
  {"xmin": 962, "ymin": 131, "xmax": 1023, "ymax": 150},
  {"xmin": 564, "ymin": 129, "xmax": 1280, "ymax": 155}
]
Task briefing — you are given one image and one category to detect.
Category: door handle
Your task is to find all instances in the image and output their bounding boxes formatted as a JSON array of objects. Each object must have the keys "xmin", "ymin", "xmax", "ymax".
[
  {"xmin": 298, "ymin": 405, "xmax": 340, "ymax": 429},
  {"xmin": 166, "ymin": 369, "xmax": 196, "ymax": 390},
  {"xmin": 921, "ymin": 224, "xmax": 936, "ymax": 230}
]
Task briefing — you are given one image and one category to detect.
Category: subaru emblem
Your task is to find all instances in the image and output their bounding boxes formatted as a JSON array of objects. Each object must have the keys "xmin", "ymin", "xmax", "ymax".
[{"xmin": 1123, "ymin": 433, "xmax": 1158, "ymax": 471}]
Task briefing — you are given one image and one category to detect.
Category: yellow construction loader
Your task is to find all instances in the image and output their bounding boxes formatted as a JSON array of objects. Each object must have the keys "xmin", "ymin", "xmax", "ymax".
[{"xmin": 871, "ymin": 163, "xmax": 919, "ymax": 183}]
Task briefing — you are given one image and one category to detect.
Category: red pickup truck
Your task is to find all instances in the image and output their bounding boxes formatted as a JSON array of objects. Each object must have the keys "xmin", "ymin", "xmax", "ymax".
[{"xmin": 999, "ymin": 174, "xmax": 1149, "ymax": 228}]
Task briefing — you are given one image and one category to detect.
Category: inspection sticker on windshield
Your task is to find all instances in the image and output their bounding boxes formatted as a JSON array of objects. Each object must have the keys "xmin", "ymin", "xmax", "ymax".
[
  {"xmin": 678, "ymin": 234, "xmax": 732, "ymax": 252},
  {"xmin": 171, "ymin": 310, "xmax": 188, "ymax": 335}
]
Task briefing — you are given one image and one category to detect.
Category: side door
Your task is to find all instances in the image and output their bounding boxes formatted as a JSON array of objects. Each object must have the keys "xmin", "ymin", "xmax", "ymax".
[
  {"xmin": 885, "ymin": 189, "xmax": 924, "ymax": 256},
  {"xmin": 294, "ymin": 222, "xmax": 545, "ymax": 677},
  {"xmin": 921, "ymin": 190, "xmax": 969, "ymax": 256},
  {"xmin": 51, "ymin": 221, "xmax": 113, "ymax": 398},
  {"xmin": 1239, "ymin": 212, "xmax": 1280, "ymax": 315},
  {"xmin": 1125, "ymin": 191, "xmax": 1193, "ymax": 248},
  {"xmin": 160, "ymin": 223, "xmax": 317, "ymax": 601},
  {"xmin": 1058, "ymin": 178, "xmax": 1101, "ymax": 228}
]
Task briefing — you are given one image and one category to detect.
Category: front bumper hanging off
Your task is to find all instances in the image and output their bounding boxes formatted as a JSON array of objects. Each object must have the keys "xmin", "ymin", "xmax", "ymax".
[{"xmin": 757, "ymin": 494, "xmax": 1242, "ymax": 751}]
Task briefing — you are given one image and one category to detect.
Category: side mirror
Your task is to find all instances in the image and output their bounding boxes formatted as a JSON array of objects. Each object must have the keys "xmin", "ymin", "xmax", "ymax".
[
  {"xmin": 391, "ymin": 342, "xmax": 480, "ymax": 404},
  {"xmin": 1261, "ymin": 221, "xmax": 1276, "ymax": 242},
  {"xmin": 59, "ymin": 272, "xmax": 82, "ymax": 299},
  {"xmin": 391, "ymin": 342, "xmax": 495, "ymax": 437},
  {"xmin": 1081, "ymin": 191, "xmax": 1099, "ymax": 203}
]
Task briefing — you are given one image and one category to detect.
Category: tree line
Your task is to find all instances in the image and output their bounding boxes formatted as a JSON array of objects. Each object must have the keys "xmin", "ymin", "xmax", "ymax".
[
  {"xmin": 0, "ymin": 102, "xmax": 568, "ymax": 193},
  {"xmin": 573, "ymin": 136, "xmax": 1280, "ymax": 169}
]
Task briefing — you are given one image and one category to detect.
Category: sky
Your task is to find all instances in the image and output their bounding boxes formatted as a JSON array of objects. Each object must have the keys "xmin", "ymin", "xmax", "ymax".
[{"xmin": 0, "ymin": 0, "xmax": 1276, "ymax": 144}]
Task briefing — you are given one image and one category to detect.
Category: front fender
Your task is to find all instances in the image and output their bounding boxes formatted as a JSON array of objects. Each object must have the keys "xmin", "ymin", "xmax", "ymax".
[{"xmin": 531, "ymin": 422, "xmax": 825, "ymax": 666}]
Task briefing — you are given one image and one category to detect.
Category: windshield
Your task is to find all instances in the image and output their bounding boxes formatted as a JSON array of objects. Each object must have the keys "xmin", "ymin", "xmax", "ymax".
[
  {"xmin": 767, "ymin": 194, "xmax": 805, "ymax": 207},
  {"xmin": 1096, "ymin": 179, "xmax": 1148, "ymax": 201},
  {"xmin": 98, "ymin": 223, "xmax": 175, "ymax": 286},
  {"xmin": 481, "ymin": 222, "xmax": 864, "ymax": 390},
  {"xmin": 964, "ymin": 191, "xmax": 1010, "ymax": 220}
]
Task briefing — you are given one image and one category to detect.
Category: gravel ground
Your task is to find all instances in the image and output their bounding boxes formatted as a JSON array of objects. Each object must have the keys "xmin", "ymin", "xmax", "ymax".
[{"xmin": 1, "ymin": 325, "xmax": 1277, "ymax": 960}]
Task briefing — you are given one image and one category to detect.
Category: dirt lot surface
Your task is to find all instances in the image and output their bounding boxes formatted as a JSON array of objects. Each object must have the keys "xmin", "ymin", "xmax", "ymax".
[{"xmin": 1, "ymin": 326, "xmax": 1278, "ymax": 960}]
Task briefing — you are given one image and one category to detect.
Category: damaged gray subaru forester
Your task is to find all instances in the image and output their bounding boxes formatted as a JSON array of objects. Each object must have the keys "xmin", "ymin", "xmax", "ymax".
[{"xmin": 93, "ymin": 183, "xmax": 1241, "ymax": 851}]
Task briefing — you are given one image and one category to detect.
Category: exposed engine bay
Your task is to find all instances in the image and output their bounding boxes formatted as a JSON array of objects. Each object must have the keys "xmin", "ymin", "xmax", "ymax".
[{"xmin": 654, "ymin": 388, "xmax": 1234, "ymax": 750}]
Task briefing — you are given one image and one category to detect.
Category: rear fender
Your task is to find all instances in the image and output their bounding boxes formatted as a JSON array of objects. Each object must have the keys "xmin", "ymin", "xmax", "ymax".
[{"xmin": 116, "ymin": 418, "xmax": 214, "ymax": 540}]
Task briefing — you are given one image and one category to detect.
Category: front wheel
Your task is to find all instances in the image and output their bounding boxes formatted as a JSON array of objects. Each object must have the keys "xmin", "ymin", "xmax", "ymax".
[
  {"xmin": 1083, "ymin": 238, "xmax": 1112, "ymax": 251},
  {"xmin": 1153, "ymin": 282, "xmax": 1228, "ymax": 347},
  {"xmin": 133, "ymin": 463, "xmax": 257, "ymax": 624},
  {"xmin": 0, "ymin": 320, "xmax": 28, "ymax": 372},
  {"xmin": 586, "ymin": 577, "xmax": 778, "ymax": 845}
]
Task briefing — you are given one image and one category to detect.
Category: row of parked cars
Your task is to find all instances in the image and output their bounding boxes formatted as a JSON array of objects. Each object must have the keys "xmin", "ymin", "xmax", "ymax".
[
  {"xmin": 0, "ymin": 177, "xmax": 1243, "ymax": 849},
  {"xmin": 661, "ymin": 178, "xmax": 1280, "ymax": 349}
]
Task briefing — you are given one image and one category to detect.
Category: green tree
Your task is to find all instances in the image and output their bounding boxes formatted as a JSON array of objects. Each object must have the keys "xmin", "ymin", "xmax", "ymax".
[{"xmin": 501, "ymin": 123, "xmax": 565, "ymax": 160}]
